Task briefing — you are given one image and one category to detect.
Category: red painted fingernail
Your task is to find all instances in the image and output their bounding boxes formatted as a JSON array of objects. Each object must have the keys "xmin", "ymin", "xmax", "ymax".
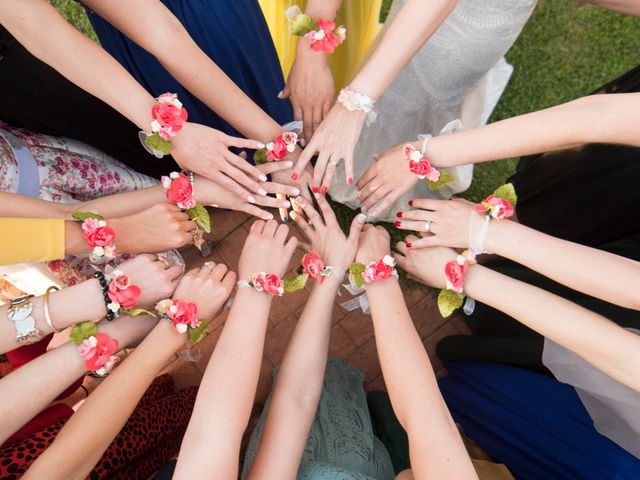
[
  {"xmin": 396, "ymin": 211, "xmax": 403, "ymax": 218},
  {"xmin": 406, "ymin": 242, "xmax": 412, "ymax": 248},
  {"xmin": 394, "ymin": 221, "xmax": 401, "ymax": 227},
  {"xmin": 408, "ymin": 200, "xmax": 413, "ymax": 206},
  {"xmin": 347, "ymin": 177, "xmax": 353, "ymax": 185},
  {"xmin": 321, "ymin": 186, "xmax": 328, "ymax": 194},
  {"xmin": 291, "ymin": 173, "xmax": 298, "ymax": 181},
  {"xmin": 312, "ymin": 186, "xmax": 319, "ymax": 193}
]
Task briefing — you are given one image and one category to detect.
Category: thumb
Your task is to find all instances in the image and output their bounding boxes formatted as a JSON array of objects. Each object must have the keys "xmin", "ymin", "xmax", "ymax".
[
  {"xmin": 347, "ymin": 213, "xmax": 367, "ymax": 245},
  {"xmin": 278, "ymin": 83, "xmax": 291, "ymax": 99}
]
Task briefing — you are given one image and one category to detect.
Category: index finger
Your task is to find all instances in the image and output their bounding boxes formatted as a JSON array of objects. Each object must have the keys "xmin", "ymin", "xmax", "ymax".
[{"xmin": 292, "ymin": 139, "xmax": 317, "ymax": 181}]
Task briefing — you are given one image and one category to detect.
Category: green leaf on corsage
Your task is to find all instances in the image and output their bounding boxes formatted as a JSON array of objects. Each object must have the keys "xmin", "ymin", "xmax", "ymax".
[
  {"xmin": 349, "ymin": 262, "xmax": 366, "ymax": 289},
  {"xmin": 289, "ymin": 13, "xmax": 318, "ymax": 36},
  {"xmin": 71, "ymin": 211, "xmax": 104, "ymax": 221},
  {"xmin": 493, "ymin": 183, "xmax": 518, "ymax": 208},
  {"xmin": 427, "ymin": 170, "xmax": 455, "ymax": 191},
  {"xmin": 145, "ymin": 133, "xmax": 172, "ymax": 155},
  {"xmin": 284, "ymin": 273, "xmax": 309, "ymax": 293},
  {"xmin": 186, "ymin": 204, "xmax": 212, "ymax": 234},
  {"xmin": 188, "ymin": 320, "xmax": 209, "ymax": 344},
  {"xmin": 121, "ymin": 308, "xmax": 157, "ymax": 318},
  {"xmin": 69, "ymin": 321, "xmax": 98, "ymax": 345},
  {"xmin": 253, "ymin": 148, "xmax": 268, "ymax": 165},
  {"xmin": 437, "ymin": 289, "xmax": 465, "ymax": 318}
]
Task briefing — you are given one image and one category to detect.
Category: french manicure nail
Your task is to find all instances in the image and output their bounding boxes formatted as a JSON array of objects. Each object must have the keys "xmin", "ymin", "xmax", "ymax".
[
  {"xmin": 347, "ymin": 177, "xmax": 353, "ymax": 185},
  {"xmin": 247, "ymin": 195, "xmax": 256, "ymax": 203},
  {"xmin": 300, "ymin": 138, "xmax": 306, "ymax": 147},
  {"xmin": 394, "ymin": 221, "xmax": 401, "ymax": 227},
  {"xmin": 277, "ymin": 90, "xmax": 283, "ymax": 99},
  {"xmin": 258, "ymin": 188, "xmax": 268, "ymax": 196},
  {"xmin": 312, "ymin": 186, "xmax": 319, "ymax": 193},
  {"xmin": 266, "ymin": 213, "xmax": 274, "ymax": 220},
  {"xmin": 259, "ymin": 174, "xmax": 268, "ymax": 182},
  {"xmin": 291, "ymin": 173, "xmax": 298, "ymax": 181},
  {"xmin": 285, "ymin": 161, "xmax": 293, "ymax": 168},
  {"xmin": 356, "ymin": 213, "xmax": 366, "ymax": 224},
  {"xmin": 321, "ymin": 186, "xmax": 328, "ymax": 194},
  {"xmin": 256, "ymin": 142, "xmax": 266, "ymax": 149},
  {"xmin": 292, "ymin": 188, "xmax": 300, "ymax": 196},
  {"xmin": 408, "ymin": 200, "xmax": 414, "ymax": 206},
  {"xmin": 295, "ymin": 196, "xmax": 304, "ymax": 203},
  {"xmin": 406, "ymin": 242, "xmax": 412, "ymax": 248},
  {"xmin": 313, "ymin": 192, "xmax": 320, "ymax": 199},
  {"xmin": 282, "ymin": 201, "xmax": 291, "ymax": 208},
  {"xmin": 396, "ymin": 211, "xmax": 403, "ymax": 218}
]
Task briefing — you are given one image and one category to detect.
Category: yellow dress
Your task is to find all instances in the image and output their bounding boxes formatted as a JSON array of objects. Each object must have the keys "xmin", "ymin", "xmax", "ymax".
[
  {"xmin": 259, "ymin": 0, "xmax": 382, "ymax": 90},
  {"xmin": 0, "ymin": 218, "xmax": 65, "ymax": 266}
]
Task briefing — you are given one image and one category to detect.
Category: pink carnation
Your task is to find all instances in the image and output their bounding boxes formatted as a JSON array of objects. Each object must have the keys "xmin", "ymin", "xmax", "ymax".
[
  {"xmin": 302, "ymin": 251, "xmax": 326, "ymax": 282},
  {"xmin": 305, "ymin": 20, "xmax": 342, "ymax": 54},
  {"xmin": 171, "ymin": 299, "xmax": 200, "ymax": 332},
  {"xmin": 362, "ymin": 256, "xmax": 396, "ymax": 283},
  {"xmin": 151, "ymin": 95, "xmax": 188, "ymax": 140},
  {"xmin": 444, "ymin": 260, "xmax": 468, "ymax": 293},
  {"xmin": 78, "ymin": 333, "xmax": 119, "ymax": 372},
  {"xmin": 81, "ymin": 218, "xmax": 116, "ymax": 248},
  {"xmin": 163, "ymin": 172, "xmax": 195, "ymax": 209}
]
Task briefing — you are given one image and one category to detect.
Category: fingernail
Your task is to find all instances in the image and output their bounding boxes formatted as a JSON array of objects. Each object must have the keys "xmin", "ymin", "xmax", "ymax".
[
  {"xmin": 282, "ymin": 217, "xmax": 288, "ymax": 223},
  {"xmin": 300, "ymin": 138, "xmax": 306, "ymax": 147},
  {"xmin": 266, "ymin": 213, "xmax": 274, "ymax": 220},
  {"xmin": 312, "ymin": 186, "xmax": 319, "ymax": 193},
  {"xmin": 291, "ymin": 173, "xmax": 298, "ymax": 181},
  {"xmin": 258, "ymin": 188, "xmax": 268, "ymax": 196},
  {"xmin": 347, "ymin": 177, "xmax": 353, "ymax": 185},
  {"xmin": 394, "ymin": 221, "xmax": 401, "ymax": 227},
  {"xmin": 321, "ymin": 186, "xmax": 328, "ymax": 194},
  {"xmin": 313, "ymin": 192, "xmax": 320, "ymax": 199},
  {"xmin": 408, "ymin": 200, "xmax": 414, "ymax": 206},
  {"xmin": 356, "ymin": 213, "xmax": 366, "ymax": 224},
  {"xmin": 277, "ymin": 90, "xmax": 283, "ymax": 99},
  {"xmin": 406, "ymin": 242, "xmax": 412, "ymax": 248},
  {"xmin": 396, "ymin": 211, "xmax": 403, "ymax": 218},
  {"xmin": 295, "ymin": 196, "xmax": 304, "ymax": 203},
  {"xmin": 285, "ymin": 161, "xmax": 293, "ymax": 168},
  {"xmin": 248, "ymin": 195, "xmax": 256, "ymax": 203},
  {"xmin": 292, "ymin": 188, "xmax": 300, "ymax": 196},
  {"xmin": 256, "ymin": 142, "xmax": 266, "ymax": 149},
  {"xmin": 282, "ymin": 201, "xmax": 291, "ymax": 208},
  {"xmin": 259, "ymin": 174, "xmax": 268, "ymax": 182}
]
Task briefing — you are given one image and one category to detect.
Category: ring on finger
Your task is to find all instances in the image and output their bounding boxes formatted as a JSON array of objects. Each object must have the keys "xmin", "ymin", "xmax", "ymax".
[
  {"xmin": 204, "ymin": 261, "xmax": 214, "ymax": 272},
  {"xmin": 425, "ymin": 221, "xmax": 432, "ymax": 233},
  {"xmin": 156, "ymin": 255, "xmax": 172, "ymax": 270}
]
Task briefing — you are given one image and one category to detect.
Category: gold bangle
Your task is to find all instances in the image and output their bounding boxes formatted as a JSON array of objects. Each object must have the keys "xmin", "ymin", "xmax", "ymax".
[{"xmin": 44, "ymin": 286, "xmax": 61, "ymax": 333}]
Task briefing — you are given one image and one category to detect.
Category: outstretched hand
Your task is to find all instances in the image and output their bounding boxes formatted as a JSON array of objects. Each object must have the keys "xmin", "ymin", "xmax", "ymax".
[
  {"xmin": 117, "ymin": 254, "xmax": 184, "ymax": 308},
  {"xmin": 355, "ymin": 224, "xmax": 392, "ymax": 266},
  {"xmin": 238, "ymin": 219, "xmax": 298, "ymax": 281},
  {"xmin": 291, "ymin": 193, "xmax": 366, "ymax": 272},
  {"xmin": 393, "ymin": 235, "xmax": 458, "ymax": 289}
]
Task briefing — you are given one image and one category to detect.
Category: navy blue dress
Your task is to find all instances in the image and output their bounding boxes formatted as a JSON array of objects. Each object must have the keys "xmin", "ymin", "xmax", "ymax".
[
  {"xmin": 439, "ymin": 362, "xmax": 640, "ymax": 480},
  {"xmin": 85, "ymin": 0, "xmax": 293, "ymax": 141}
]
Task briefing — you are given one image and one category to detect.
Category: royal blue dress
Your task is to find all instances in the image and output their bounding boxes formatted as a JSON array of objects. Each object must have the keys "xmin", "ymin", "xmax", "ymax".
[
  {"xmin": 439, "ymin": 362, "xmax": 640, "ymax": 480},
  {"xmin": 85, "ymin": 0, "xmax": 293, "ymax": 141}
]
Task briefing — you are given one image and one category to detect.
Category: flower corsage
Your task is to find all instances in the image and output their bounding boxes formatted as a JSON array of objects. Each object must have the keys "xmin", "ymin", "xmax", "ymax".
[
  {"xmin": 285, "ymin": 6, "xmax": 346, "ymax": 54},
  {"xmin": 69, "ymin": 322, "xmax": 119, "ymax": 376},
  {"xmin": 237, "ymin": 272, "xmax": 286, "ymax": 297},
  {"xmin": 403, "ymin": 143, "xmax": 453, "ymax": 191},
  {"xmin": 72, "ymin": 212, "xmax": 116, "ymax": 264},
  {"xmin": 139, "ymin": 93, "xmax": 188, "ymax": 158},
  {"xmin": 437, "ymin": 250, "xmax": 477, "ymax": 318},
  {"xmin": 254, "ymin": 131, "xmax": 299, "ymax": 165},
  {"xmin": 474, "ymin": 183, "xmax": 517, "ymax": 221},
  {"xmin": 156, "ymin": 298, "xmax": 208, "ymax": 344},
  {"xmin": 348, "ymin": 255, "xmax": 398, "ymax": 289},
  {"xmin": 161, "ymin": 171, "xmax": 211, "ymax": 250},
  {"xmin": 282, "ymin": 251, "xmax": 344, "ymax": 293}
]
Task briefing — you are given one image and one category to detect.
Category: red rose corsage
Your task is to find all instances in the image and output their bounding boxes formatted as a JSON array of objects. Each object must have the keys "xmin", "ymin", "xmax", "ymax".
[
  {"xmin": 156, "ymin": 298, "xmax": 209, "ymax": 343},
  {"xmin": 286, "ymin": 6, "xmax": 346, "ymax": 54},
  {"xmin": 72, "ymin": 212, "xmax": 116, "ymax": 264},
  {"xmin": 140, "ymin": 93, "xmax": 188, "ymax": 158},
  {"xmin": 69, "ymin": 322, "xmax": 119, "ymax": 377}
]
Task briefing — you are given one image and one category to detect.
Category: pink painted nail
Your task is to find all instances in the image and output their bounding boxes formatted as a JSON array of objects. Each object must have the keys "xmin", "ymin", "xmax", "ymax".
[
  {"xmin": 406, "ymin": 242, "xmax": 412, "ymax": 248},
  {"xmin": 312, "ymin": 186, "xmax": 319, "ymax": 193},
  {"xmin": 347, "ymin": 177, "xmax": 353, "ymax": 185},
  {"xmin": 394, "ymin": 221, "xmax": 401, "ymax": 227},
  {"xmin": 321, "ymin": 186, "xmax": 328, "ymax": 194},
  {"xmin": 396, "ymin": 211, "xmax": 403, "ymax": 218},
  {"xmin": 291, "ymin": 173, "xmax": 298, "ymax": 181},
  {"xmin": 408, "ymin": 200, "xmax": 414, "ymax": 206}
]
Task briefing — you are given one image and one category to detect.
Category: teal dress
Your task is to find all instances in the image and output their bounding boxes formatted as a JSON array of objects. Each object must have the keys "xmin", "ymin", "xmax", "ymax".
[{"xmin": 242, "ymin": 358, "xmax": 396, "ymax": 480}]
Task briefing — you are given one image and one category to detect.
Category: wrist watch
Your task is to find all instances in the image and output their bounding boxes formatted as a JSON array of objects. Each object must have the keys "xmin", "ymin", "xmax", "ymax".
[{"xmin": 7, "ymin": 294, "xmax": 42, "ymax": 345}]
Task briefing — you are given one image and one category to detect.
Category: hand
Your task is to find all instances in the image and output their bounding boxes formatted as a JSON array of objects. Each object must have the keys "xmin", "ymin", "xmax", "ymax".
[
  {"xmin": 395, "ymin": 198, "xmax": 476, "ymax": 249},
  {"xmin": 291, "ymin": 193, "xmax": 366, "ymax": 272},
  {"xmin": 171, "ymin": 122, "xmax": 267, "ymax": 201},
  {"xmin": 355, "ymin": 224, "xmax": 392, "ymax": 265},
  {"xmin": 393, "ymin": 235, "xmax": 458, "ymax": 289},
  {"xmin": 271, "ymin": 151, "xmax": 313, "ymax": 196},
  {"xmin": 237, "ymin": 219, "xmax": 298, "ymax": 280},
  {"xmin": 280, "ymin": 45, "xmax": 335, "ymax": 143},
  {"xmin": 116, "ymin": 254, "xmax": 184, "ymax": 308},
  {"xmin": 292, "ymin": 103, "xmax": 366, "ymax": 193},
  {"xmin": 110, "ymin": 203, "xmax": 196, "ymax": 253},
  {"xmin": 195, "ymin": 161, "xmax": 300, "ymax": 221},
  {"xmin": 357, "ymin": 142, "xmax": 420, "ymax": 218},
  {"xmin": 172, "ymin": 261, "xmax": 236, "ymax": 322}
]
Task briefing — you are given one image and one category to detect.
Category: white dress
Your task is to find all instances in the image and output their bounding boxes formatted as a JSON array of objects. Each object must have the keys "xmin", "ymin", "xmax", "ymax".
[{"xmin": 330, "ymin": 0, "xmax": 538, "ymax": 220}]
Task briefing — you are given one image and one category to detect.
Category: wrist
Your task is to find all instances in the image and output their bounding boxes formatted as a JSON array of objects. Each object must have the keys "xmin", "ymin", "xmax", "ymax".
[
  {"xmin": 295, "ymin": 40, "xmax": 329, "ymax": 63},
  {"xmin": 483, "ymin": 219, "xmax": 511, "ymax": 254}
]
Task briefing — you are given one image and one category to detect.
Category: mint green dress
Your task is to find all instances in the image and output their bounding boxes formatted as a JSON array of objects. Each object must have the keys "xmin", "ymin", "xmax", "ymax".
[{"xmin": 242, "ymin": 358, "xmax": 396, "ymax": 480}]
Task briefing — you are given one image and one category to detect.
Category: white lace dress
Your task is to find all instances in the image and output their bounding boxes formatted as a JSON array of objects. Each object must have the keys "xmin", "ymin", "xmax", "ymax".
[{"xmin": 330, "ymin": 0, "xmax": 538, "ymax": 220}]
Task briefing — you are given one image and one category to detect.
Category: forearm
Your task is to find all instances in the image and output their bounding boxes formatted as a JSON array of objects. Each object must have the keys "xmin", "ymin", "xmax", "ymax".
[
  {"xmin": 74, "ymin": 186, "xmax": 166, "ymax": 219},
  {"xmin": 465, "ymin": 265, "xmax": 640, "ymax": 391},
  {"xmin": 24, "ymin": 320, "xmax": 184, "ymax": 480},
  {"xmin": 366, "ymin": 279, "xmax": 476, "ymax": 478},
  {"xmin": 174, "ymin": 289, "xmax": 272, "ymax": 479},
  {"xmin": 248, "ymin": 277, "xmax": 340, "ymax": 479},
  {"xmin": 486, "ymin": 220, "xmax": 640, "ymax": 310},
  {"xmin": 427, "ymin": 94, "xmax": 640, "ymax": 167},
  {"xmin": 0, "ymin": 0, "xmax": 155, "ymax": 130},
  {"xmin": 349, "ymin": 0, "xmax": 458, "ymax": 98},
  {"xmin": 84, "ymin": 0, "xmax": 283, "ymax": 142},
  {"xmin": 582, "ymin": 0, "xmax": 640, "ymax": 15},
  {"xmin": 0, "ymin": 279, "xmax": 106, "ymax": 354}
]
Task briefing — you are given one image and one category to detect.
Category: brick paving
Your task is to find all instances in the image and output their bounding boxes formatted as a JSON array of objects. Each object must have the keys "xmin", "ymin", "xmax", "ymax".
[{"xmin": 166, "ymin": 208, "xmax": 469, "ymax": 403}]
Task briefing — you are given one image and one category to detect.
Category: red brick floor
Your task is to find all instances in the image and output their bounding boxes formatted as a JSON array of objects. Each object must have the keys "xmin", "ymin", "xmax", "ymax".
[{"xmin": 164, "ymin": 209, "xmax": 470, "ymax": 403}]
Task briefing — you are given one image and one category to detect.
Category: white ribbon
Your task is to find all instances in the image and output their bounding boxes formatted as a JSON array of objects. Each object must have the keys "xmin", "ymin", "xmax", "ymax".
[{"xmin": 469, "ymin": 211, "xmax": 493, "ymax": 255}]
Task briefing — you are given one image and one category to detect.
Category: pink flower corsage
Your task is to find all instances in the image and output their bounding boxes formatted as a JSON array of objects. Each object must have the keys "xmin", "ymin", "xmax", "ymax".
[
  {"xmin": 161, "ymin": 171, "xmax": 196, "ymax": 209},
  {"xmin": 69, "ymin": 322, "xmax": 119, "ymax": 376},
  {"xmin": 140, "ymin": 93, "xmax": 188, "ymax": 157},
  {"xmin": 286, "ymin": 6, "xmax": 346, "ymax": 54},
  {"xmin": 254, "ymin": 131, "xmax": 298, "ymax": 164},
  {"xmin": 403, "ymin": 144, "xmax": 441, "ymax": 183},
  {"xmin": 237, "ymin": 272, "xmax": 285, "ymax": 297},
  {"xmin": 474, "ymin": 194, "xmax": 515, "ymax": 221},
  {"xmin": 302, "ymin": 251, "xmax": 332, "ymax": 283},
  {"xmin": 437, "ymin": 250, "xmax": 477, "ymax": 318},
  {"xmin": 76, "ymin": 214, "xmax": 117, "ymax": 264},
  {"xmin": 106, "ymin": 269, "xmax": 142, "ymax": 317},
  {"xmin": 349, "ymin": 255, "xmax": 398, "ymax": 288},
  {"xmin": 156, "ymin": 298, "xmax": 201, "ymax": 334}
]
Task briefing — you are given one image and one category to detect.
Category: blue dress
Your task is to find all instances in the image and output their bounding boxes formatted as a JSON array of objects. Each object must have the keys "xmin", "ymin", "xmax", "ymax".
[
  {"xmin": 439, "ymin": 362, "xmax": 640, "ymax": 480},
  {"xmin": 85, "ymin": 0, "xmax": 293, "ymax": 142}
]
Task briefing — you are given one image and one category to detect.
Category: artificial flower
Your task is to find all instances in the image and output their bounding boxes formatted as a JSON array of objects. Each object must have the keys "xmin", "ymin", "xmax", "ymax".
[
  {"xmin": 304, "ymin": 20, "xmax": 343, "ymax": 54},
  {"xmin": 78, "ymin": 333, "xmax": 119, "ymax": 372},
  {"xmin": 151, "ymin": 93, "xmax": 188, "ymax": 141},
  {"xmin": 362, "ymin": 255, "xmax": 397, "ymax": 283},
  {"xmin": 404, "ymin": 144, "xmax": 441, "ymax": 182},
  {"xmin": 302, "ymin": 251, "xmax": 326, "ymax": 282},
  {"xmin": 474, "ymin": 194, "xmax": 515, "ymax": 220},
  {"xmin": 81, "ymin": 218, "xmax": 116, "ymax": 248},
  {"xmin": 107, "ymin": 273, "xmax": 141, "ymax": 309},
  {"xmin": 162, "ymin": 171, "xmax": 196, "ymax": 209}
]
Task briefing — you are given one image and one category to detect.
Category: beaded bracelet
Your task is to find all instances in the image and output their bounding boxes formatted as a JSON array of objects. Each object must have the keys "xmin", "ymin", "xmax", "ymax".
[
  {"xmin": 94, "ymin": 270, "xmax": 143, "ymax": 321},
  {"xmin": 94, "ymin": 271, "xmax": 115, "ymax": 321},
  {"xmin": 139, "ymin": 93, "xmax": 188, "ymax": 158},
  {"xmin": 285, "ymin": 6, "xmax": 346, "ymax": 54}
]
